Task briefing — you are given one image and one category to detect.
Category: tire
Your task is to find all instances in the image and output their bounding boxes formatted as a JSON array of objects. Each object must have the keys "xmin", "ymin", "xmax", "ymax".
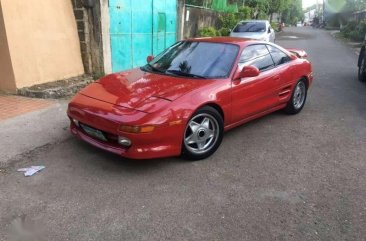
[
  {"xmin": 358, "ymin": 53, "xmax": 366, "ymax": 82},
  {"xmin": 182, "ymin": 106, "xmax": 224, "ymax": 160},
  {"xmin": 284, "ymin": 79, "xmax": 307, "ymax": 115}
]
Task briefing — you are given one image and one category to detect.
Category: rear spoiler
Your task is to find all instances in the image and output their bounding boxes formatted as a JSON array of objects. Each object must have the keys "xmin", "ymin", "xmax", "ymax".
[{"xmin": 286, "ymin": 48, "xmax": 308, "ymax": 58}]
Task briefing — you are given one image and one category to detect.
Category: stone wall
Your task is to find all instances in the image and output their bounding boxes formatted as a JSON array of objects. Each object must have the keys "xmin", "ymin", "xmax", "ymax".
[{"xmin": 71, "ymin": 0, "xmax": 104, "ymax": 74}]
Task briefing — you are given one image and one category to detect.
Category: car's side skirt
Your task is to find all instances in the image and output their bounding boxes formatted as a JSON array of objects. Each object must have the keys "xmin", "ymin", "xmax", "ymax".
[{"xmin": 224, "ymin": 104, "xmax": 287, "ymax": 132}]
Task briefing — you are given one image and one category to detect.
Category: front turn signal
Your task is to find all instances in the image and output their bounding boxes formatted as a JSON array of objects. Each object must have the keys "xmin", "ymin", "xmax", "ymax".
[{"xmin": 119, "ymin": 125, "xmax": 155, "ymax": 133}]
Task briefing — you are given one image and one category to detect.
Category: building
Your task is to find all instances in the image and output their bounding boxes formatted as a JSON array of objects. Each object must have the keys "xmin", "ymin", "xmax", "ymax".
[
  {"xmin": 0, "ymin": 0, "xmax": 179, "ymax": 93},
  {"xmin": 0, "ymin": 0, "xmax": 84, "ymax": 93}
]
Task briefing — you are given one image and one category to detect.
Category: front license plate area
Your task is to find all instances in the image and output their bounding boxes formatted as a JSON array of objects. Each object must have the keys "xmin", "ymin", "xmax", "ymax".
[{"xmin": 80, "ymin": 123, "xmax": 107, "ymax": 142}]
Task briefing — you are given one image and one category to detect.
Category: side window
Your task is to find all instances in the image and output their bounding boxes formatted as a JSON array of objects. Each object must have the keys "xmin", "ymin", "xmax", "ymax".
[
  {"xmin": 267, "ymin": 45, "xmax": 292, "ymax": 66},
  {"xmin": 239, "ymin": 44, "xmax": 275, "ymax": 71}
]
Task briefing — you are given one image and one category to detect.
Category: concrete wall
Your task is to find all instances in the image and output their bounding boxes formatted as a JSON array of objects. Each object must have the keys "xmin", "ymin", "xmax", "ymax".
[
  {"xmin": 0, "ymin": 0, "xmax": 84, "ymax": 90},
  {"xmin": 0, "ymin": 1, "xmax": 16, "ymax": 92},
  {"xmin": 183, "ymin": 6, "xmax": 220, "ymax": 38}
]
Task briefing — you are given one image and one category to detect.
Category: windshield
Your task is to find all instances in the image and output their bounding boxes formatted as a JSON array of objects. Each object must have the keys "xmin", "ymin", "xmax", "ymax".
[
  {"xmin": 144, "ymin": 41, "xmax": 239, "ymax": 79},
  {"xmin": 233, "ymin": 22, "xmax": 266, "ymax": 33}
]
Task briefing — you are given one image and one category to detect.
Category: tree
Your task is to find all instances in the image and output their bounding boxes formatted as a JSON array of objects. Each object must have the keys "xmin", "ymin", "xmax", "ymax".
[
  {"xmin": 281, "ymin": 0, "xmax": 303, "ymax": 25},
  {"xmin": 245, "ymin": 0, "xmax": 270, "ymax": 19},
  {"xmin": 268, "ymin": 0, "xmax": 291, "ymax": 22},
  {"xmin": 237, "ymin": 6, "xmax": 251, "ymax": 20},
  {"xmin": 345, "ymin": 0, "xmax": 366, "ymax": 11}
]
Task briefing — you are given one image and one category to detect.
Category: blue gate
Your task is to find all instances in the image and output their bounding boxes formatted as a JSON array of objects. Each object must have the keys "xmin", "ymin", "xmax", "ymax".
[{"xmin": 109, "ymin": 0, "xmax": 177, "ymax": 72}]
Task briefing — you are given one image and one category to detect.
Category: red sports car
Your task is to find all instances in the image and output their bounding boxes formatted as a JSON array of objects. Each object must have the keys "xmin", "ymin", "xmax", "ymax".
[{"xmin": 67, "ymin": 37, "xmax": 313, "ymax": 160}]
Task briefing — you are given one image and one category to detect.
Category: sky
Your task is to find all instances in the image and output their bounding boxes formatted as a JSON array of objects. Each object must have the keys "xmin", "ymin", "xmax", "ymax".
[{"xmin": 302, "ymin": 0, "xmax": 323, "ymax": 9}]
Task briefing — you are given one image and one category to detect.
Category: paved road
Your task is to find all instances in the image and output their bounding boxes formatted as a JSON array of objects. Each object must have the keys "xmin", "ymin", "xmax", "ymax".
[{"xmin": 1, "ymin": 27, "xmax": 366, "ymax": 241}]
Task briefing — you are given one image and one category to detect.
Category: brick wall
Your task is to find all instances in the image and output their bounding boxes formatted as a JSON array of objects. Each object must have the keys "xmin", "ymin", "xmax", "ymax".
[{"xmin": 71, "ymin": 0, "xmax": 104, "ymax": 75}]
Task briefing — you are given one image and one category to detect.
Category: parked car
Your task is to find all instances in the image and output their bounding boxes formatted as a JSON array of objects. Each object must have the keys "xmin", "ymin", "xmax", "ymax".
[
  {"xmin": 296, "ymin": 22, "xmax": 303, "ymax": 27},
  {"xmin": 358, "ymin": 34, "xmax": 366, "ymax": 82},
  {"xmin": 68, "ymin": 38, "xmax": 313, "ymax": 160},
  {"xmin": 230, "ymin": 20, "xmax": 275, "ymax": 42}
]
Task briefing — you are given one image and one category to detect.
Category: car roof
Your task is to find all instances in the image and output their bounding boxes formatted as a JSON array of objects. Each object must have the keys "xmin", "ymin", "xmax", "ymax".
[
  {"xmin": 239, "ymin": 20, "xmax": 268, "ymax": 23},
  {"xmin": 184, "ymin": 37, "xmax": 258, "ymax": 45}
]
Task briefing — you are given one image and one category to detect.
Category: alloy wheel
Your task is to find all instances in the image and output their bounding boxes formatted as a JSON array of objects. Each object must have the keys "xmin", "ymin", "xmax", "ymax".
[
  {"xmin": 184, "ymin": 113, "xmax": 220, "ymax": 155},
  {"xmin": 293, "ymin": 81, "xmax": 306, "ymax": 109}
]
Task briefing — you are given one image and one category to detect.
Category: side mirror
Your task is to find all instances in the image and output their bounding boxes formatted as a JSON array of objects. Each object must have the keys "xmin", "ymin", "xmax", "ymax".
[
  {"xmin": 280, "ymin": 56, "xmax": 290, "ymax": 64},
  {"xmin": 234, "ymin": 65, "xmax": 260, "ymax": 80},
  {"xmin": 147, "ymin": 55, "xmax": 154, "ymax": 63},
  {"xmin": 268, "ymin": 28, "xmax": 271, "ymax": 33}
]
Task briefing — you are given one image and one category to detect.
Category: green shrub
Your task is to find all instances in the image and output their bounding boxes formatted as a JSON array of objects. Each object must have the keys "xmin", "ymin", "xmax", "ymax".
[
  {"xmin": 349, "ymin": 30, "xmax": 364, "ymax": 42},
  {"xmin": 218, "ymin": 27, "xmax": 231, "ymax": 36},
  {"xmin": 341, "ymin": 21, "xmax": 357, "ymax": 37},
  {"xmin": 341, "ymin": 21, "xmax": 355, "ymax": 38},
  {"xmin": 355, "ymin": 20, "xmax": 366, "ymax": 40},
  {"xmin": 237, "ymin": 6, "xmax": 251, "ymax": 21},
  {"xmin": 219, "ymin": 13, "xmax": 238, "ymax": 29},
  {"xmin": 271, "ymin": 22, "xmax": 279, "ymax": 31},
  {"xmin": 341, "ymin": 20, "xmax": 366, "ymax": 41},
  {"xmin": 198, "ymin": 27, "xmax": 218, "ymax": 37},
  {"xmin": 257, "ymin": 12, "xmax": 268, "ymax": 20}
]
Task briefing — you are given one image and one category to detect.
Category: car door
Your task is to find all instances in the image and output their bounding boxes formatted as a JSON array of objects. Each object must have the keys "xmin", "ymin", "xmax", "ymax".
[
  {"xmin": 231, "ymin": 44, "xmax": 280, "ymax": 123},
  {"xmin": 266, "ymin": 23, "xmax": 273, "ymax": 42},
  {"xmin": 266, "ymin": 45, "xmax": 294, "ymax": 104},
  {"xmin": 270, "ymin": 28, "xmax": 275, "ymax": 42}
]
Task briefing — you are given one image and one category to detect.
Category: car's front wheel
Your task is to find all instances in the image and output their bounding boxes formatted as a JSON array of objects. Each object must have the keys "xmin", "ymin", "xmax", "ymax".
[
  {"xmin": 182, "ymin": 106, "xmax": 223, "ymax": 160},
  {"xmin": 358, "ymin": 53, "xmax": 366, "ymax": 82},
  {"xmin": 284, "ymin": 79, "xmax": 307, "ymax": 114}
]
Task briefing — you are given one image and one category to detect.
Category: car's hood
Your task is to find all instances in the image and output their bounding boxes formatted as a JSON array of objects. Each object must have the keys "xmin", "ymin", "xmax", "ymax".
[
  {"xmin": 79, "ymin": 68, "xmax": 214, "ymax": 113},
  {"xmin": 230, "ymin": 32, "xmax": 266, "ymax": 39}
]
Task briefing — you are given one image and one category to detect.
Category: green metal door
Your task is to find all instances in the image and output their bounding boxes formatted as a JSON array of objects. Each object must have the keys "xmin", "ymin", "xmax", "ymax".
[{"xmin": 109, "ymin": 0, "xmax": 177, "ymax": 72}]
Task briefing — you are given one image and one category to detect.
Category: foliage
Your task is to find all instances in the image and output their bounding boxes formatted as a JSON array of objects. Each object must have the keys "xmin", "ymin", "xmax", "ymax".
[
  {"xmin": 268, "ymin": 0, "xmax": 291, "ymax": 21},
  {"xmin": 341, "ymin": 20, "xmax": 366, "ymax": 41},
  {"xmin": 218, "ymin": 13, "xmax": 238, "ymax": 29},
  {"xmin": 217, "ymin": 6, "xmax": 251, "ymax": 30},
  {"xmin": 245, "ymin": 0, "xmax": 269, "ymax": 19},
  {"xmin": 281, "ymin": 0, "xmax": 303, "ymax": 25},
  {"xmin": 237, "ymin": 6, "xmax": 251, "ymax": 20},
  {"xmin": 326, "ymin": 0, "xmax": 366, "ymax": 13},
  {"xmin": 357, "ymin": 20, "xmax": 366, "ymax": 37},
  {"xmin": 341, "ymin": 21, "xmax": 357, "ymax": 38},
  {"xmin": 218, "ymin": 27, "xmax": 231, "ymax": 36},
  {"xmin": 345, "ymin": 0, "xmax": 366, "ymax": 12},
  {"xmin": 349, "ymin": 30, "xmax": 363, "ymax": 41},
  {"xmin": 198, "ymin": 27, "xmax": 218, "ymax": 37},
  {"xmin": 270, "ymin": 22, "xmax": 279, "ymax": 31},
  {"xmin": 194, "ymin": 0, "xmax": 305, "ymax": 37}
]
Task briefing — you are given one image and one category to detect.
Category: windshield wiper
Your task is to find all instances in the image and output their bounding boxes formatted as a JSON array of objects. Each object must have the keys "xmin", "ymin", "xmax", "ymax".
[
  {"xmin": 166, "ymin": 70, "xmax": 206, "ymax": 79},
  {"xmin": 142, "ymin": 64, "xmax": 165, "ymax": 74}
]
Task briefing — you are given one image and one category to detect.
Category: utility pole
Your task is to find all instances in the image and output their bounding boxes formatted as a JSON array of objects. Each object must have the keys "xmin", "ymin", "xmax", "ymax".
[{"xmin": 323, "ymin": 0, "xmax": 326, "ymax": 23}]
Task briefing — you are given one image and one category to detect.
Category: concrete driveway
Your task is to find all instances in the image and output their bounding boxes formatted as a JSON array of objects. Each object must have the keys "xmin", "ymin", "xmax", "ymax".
[{"xmin": 1, "ymin": 27, "xmax": 366, "ymax": 241}]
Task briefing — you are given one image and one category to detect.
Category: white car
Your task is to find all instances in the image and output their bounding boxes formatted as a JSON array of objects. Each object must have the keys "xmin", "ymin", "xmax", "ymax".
[
  {"xmin": 230, "ymin": 20, "xmax": 275, "ymax": 43},
  {"xmin": 296, "ymin": 22, "xmax": 303, "ymax": 27}
]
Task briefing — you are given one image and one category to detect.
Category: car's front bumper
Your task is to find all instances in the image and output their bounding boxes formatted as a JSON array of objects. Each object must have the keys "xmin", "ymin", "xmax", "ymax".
[
  {"xmin": 67, "ymin": 94, "xmax": 184, "ymax": 160},
  {"xmin": 69, "ymin": 122, "xmax": 183, "ymax": 159}
]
